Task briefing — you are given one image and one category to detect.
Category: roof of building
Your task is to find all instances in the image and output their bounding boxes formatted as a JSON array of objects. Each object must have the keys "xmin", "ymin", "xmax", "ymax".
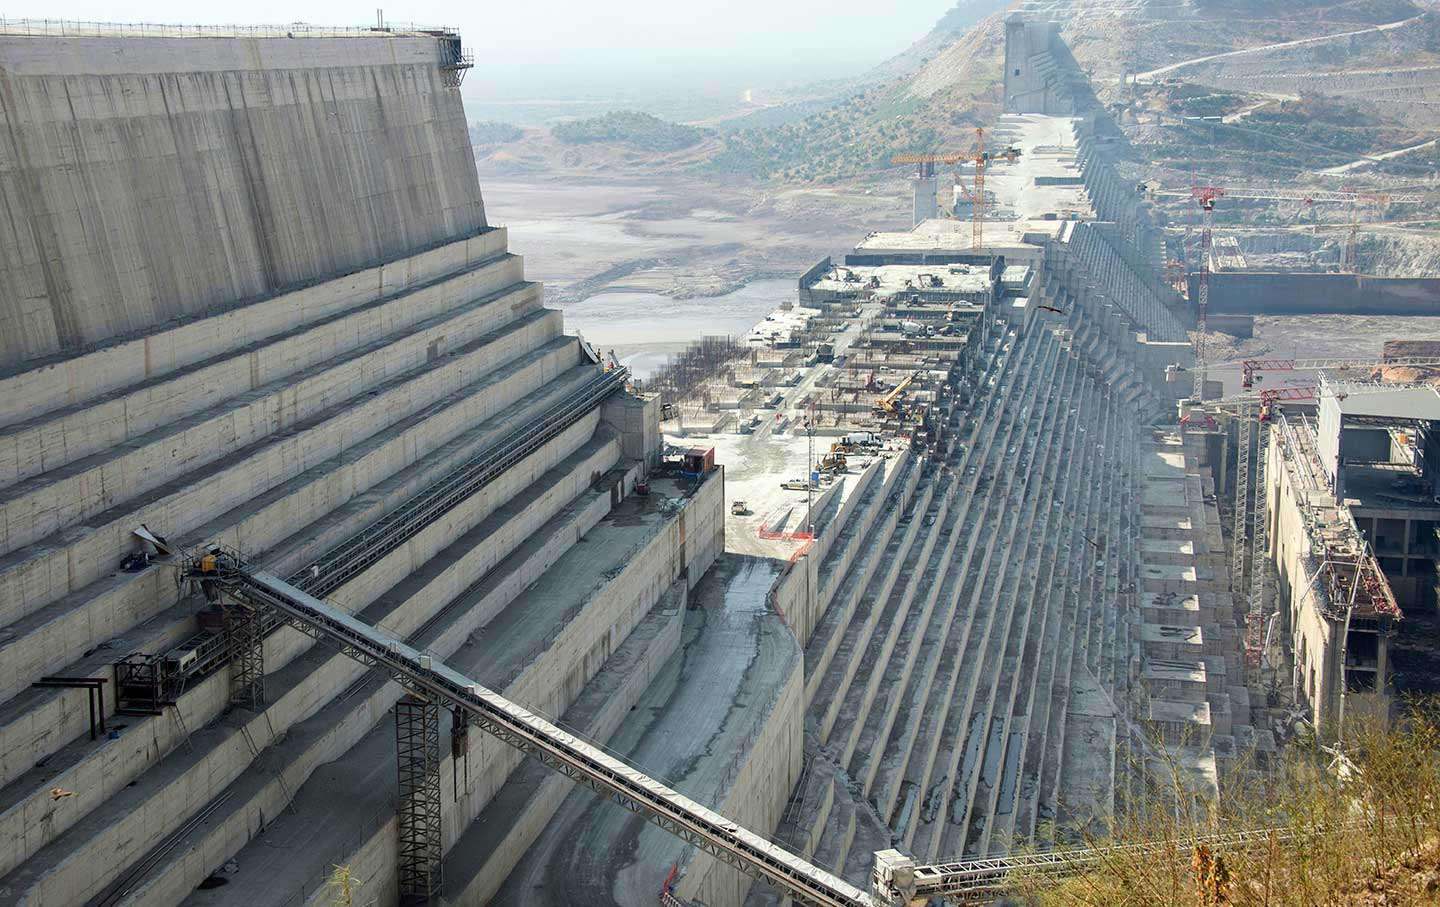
[
  {"xmin": 1331, "ymin": 384, "xmax": 1440, "ymax": 421},
  {"xmin": 853, "ymin": 218, "xmax": 1062, "ymax": 254}
]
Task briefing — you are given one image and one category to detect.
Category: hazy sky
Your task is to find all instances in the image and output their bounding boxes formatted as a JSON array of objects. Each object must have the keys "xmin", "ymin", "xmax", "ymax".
[{"xmin": 4, "ymin": 0, "xmax": 959, "ymax": 96}]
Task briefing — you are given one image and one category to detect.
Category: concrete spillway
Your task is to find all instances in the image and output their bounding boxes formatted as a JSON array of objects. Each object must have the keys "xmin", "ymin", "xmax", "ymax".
[{"xmin": 0, "ymin": 26, "xmax": 720, "ymax": 907}]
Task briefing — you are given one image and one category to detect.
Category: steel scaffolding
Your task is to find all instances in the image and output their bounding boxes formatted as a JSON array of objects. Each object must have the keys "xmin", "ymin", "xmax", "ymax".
[
  {"xmin": 396, "ymin": 696, "xmax": 442, "ymax": 905},
  {"xmin": 223, "ymin": 602, "xmax": 264, "ymax": 709}
]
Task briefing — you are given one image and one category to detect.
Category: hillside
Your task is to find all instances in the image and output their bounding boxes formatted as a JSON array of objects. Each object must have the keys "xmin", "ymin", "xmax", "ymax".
[
  {"xmin": 471, "ymin": 0, "xmax": 1440, "ymax": 244},
  {"xmin": 1020, "ymin": 704, "xmax": 1440, "ymax": 907}
]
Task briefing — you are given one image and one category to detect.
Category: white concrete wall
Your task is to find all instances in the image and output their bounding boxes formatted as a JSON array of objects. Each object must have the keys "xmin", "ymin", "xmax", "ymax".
[
  {"xmin": 164, "ymin": 474, "xmax": 724, "ymax": 907},
  {"xmin": 2, "ymin": 421, "xmax": 618, "ymax": 903},
  {"xmin": 0, "ymin": 317, "xmax": 569, "ymax": 630},
  {"xmin": 441, "ymin": 587, "xmax": 688, "ymax": 907},
  {"xmin": 674, "ymin": 654, "xmax": 805, "ymax": 907},
  {"xmin": 0, "ymin": 34, "xmax": 487, "ymax": 364},
  {"xmin": 0, "ymin": 229, "xmax": 510, "ymax": 428},
  {"xmin": 0, "ymin": 251, "xmax": 525, "ymax": 490},
  {"xmin": 0, "ymin": 351, "xmax": 585, "ymax": 786},
  {"xmin": 0, "ymin": 282, "xmax": 544, "ymax": 554}
]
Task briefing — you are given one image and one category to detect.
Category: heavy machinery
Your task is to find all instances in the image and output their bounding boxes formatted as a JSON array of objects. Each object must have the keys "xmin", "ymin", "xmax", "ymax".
[
  {"xmin": 1196, "ymin": 373, "xmax": 1421, "ymax": 672},
  {"xmin": 1192, "ymin": 185, "xmax": 1222, "ymax": 401},
  {"xmin": 1147, "ymin": 183, "xmax": 1424, "ymax": 275},
  {"xmin": 1227, "ymin": 356, "xmax": 1440, "ymax": 390},
  {"xmin": 113, "ymin": 367, "xmax": 632, "ymax": 714},
  {"xmin": 875, "ymin": 373, "xmax": 917, "ymax": 416}
]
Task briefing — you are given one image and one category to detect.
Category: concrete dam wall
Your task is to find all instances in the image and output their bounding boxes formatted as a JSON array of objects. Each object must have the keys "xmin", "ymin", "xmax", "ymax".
[
  {"xmin": 1192, "ymin": 271, "xmax": 1440, "ymax": 316},
  {"xmin": 0, "ymin": 33, "xmax": 487, "ymax": 365}
]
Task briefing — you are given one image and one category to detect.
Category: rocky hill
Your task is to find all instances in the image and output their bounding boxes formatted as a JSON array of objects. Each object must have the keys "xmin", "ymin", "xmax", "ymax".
[{"xmin": 473, "ymin": 0, "xmax": 1440, "ymax": 191}]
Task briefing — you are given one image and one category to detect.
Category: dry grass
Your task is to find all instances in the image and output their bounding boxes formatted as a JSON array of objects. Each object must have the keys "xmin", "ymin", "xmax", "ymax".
[{"xmin": 1014, "ymin": 699, "xmax": 1440, "ymax": 906}]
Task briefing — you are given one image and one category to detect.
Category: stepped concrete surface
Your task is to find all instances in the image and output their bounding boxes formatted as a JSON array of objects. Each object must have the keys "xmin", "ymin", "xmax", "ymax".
[{"xmin": 0, "ymin": 20, "xmax": 1264, "ymax": 907}]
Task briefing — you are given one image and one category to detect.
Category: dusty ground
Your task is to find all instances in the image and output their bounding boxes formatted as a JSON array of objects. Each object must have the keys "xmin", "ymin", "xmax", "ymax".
[
  {"xmin": 1197, "ymin": 315, "xmax": 1440, "ymax": 396},
  {"xmin": 477, "ymin": 169, "xmax": 908, "ymax": 305},
  {"xmin": 1340, "ymin": 839, "xmax": 1440, "ymax": 906},
  {"xmin": 477, "ymin": 167, "xmax": 906, "ymax": 373}
]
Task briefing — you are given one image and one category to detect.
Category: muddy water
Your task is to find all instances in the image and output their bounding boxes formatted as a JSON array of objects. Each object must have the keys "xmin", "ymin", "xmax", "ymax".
[{"xmin": 562, "ymin": 279, "xmax": 797, "ymax": 378}]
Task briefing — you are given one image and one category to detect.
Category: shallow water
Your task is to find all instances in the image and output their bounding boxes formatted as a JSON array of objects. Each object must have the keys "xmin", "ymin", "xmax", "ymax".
[{"xmin": 564, "ymin": 279, "xmax": 797, "ymax": 378}]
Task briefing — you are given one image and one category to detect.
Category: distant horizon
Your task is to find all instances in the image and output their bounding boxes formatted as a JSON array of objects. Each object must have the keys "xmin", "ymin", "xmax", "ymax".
[{"xmin": 2, "ymin": 0, "xmax": 959, "ymax": 106}]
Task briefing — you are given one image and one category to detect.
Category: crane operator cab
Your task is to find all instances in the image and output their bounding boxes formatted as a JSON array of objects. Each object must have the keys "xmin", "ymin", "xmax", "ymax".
[{"xmin": 197, "ymin": 544, "xmax": 223, "ymax": 574}]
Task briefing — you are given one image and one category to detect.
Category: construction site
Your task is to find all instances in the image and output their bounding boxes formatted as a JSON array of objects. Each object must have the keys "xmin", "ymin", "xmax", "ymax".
[{"xmin": 0, "ymin": 7, "xmax": 1439, "ymax": 907}]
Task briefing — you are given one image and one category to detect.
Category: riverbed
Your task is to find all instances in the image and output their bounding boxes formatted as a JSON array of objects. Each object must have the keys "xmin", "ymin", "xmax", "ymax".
[{"xmin": 562, "ymin": 279, "xmax": 798, "ymax": 378}]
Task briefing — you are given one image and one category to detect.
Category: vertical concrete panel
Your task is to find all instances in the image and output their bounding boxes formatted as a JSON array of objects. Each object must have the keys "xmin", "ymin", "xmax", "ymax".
[{"xmin": 0, "ymin": 33, "xmax": 487, "ymax": 366}]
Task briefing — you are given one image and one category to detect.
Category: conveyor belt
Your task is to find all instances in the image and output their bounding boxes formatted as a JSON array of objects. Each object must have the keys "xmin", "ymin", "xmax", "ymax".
[
  {"xmin": 907, "ymin": 825, "xmax": 1305, "ymax": 899},
  {"xmin": 202, "ymin": 558, "xmax": 1323, "ymax": 906},
  {"xmin": 211, "ymin": 564, "xmax": 878, "ymax": 907},
  {"xmin": 295, "ymin": 366, "xmax": 629, "ymax": 597},
  {"xmin": 157, "ymin": 366, "xmax": 628, "ymax": 684}
]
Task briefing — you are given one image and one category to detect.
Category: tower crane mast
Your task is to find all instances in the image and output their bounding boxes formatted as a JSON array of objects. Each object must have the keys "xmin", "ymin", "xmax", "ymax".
[
  {"xmin": 1192, "ymin": 186, "xmax": 1223, "ymax": 400},
  {"xmin": 892, "ymin": 131, "xmax": 1020, "ymax": 252}
]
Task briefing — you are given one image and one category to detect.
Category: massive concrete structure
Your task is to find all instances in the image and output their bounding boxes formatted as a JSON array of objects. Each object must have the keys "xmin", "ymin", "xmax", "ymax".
[
  {"xmin": 0, "ymin": 16, "xmax": 1347, "ymax": 907},
  {"xmin": 0, "ymin": 25, "xmax": 729, "ymax": 907},
  {"xmin": 0, "ymin": 30, "xmax": 485, "ymax": 363},
  {"xmin": 1190, "ymin": 271, "xmax": 1440, "ymax": 317}
]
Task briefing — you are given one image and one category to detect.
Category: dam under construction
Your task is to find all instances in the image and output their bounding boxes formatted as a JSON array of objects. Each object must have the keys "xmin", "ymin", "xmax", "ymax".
[{"xmin": 0, "ymin": 13, "xmax": 1433, "ymax": 907}]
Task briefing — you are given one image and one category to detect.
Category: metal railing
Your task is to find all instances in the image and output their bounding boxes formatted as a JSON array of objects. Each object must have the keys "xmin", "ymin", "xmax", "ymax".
[
  {"xmin": 0, "ymin": 17, "xmax": 458, "ymax": 39},
  {"xmin": 154, "ymin": 366, "xmax": 626, "ymax": 689}
]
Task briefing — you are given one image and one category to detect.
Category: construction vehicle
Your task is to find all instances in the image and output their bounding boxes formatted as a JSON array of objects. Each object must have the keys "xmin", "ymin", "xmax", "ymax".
[
  {"xmin": 819, "ymin": 451, "xmax": 847, "ymax": 473},
  {"xmin": 875, "ymin": 374, "xmax": 917, "ymax": 415}
]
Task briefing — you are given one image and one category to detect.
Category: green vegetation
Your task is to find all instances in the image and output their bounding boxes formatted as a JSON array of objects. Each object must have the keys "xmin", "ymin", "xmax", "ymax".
[
  {"xmin": 709, "ymin": 81, "xmax": 994, "ymax": 182},
  {"xmin": 1243, "ymin": 96, "xmax": 1407, "ymax": 155},
  {"xmin": 551, "ymin": 111, "xmax": 707, "ymax": 152},
  {"xmin": 1143, "ymin": 90, "xmax": 1429, "ymax": 178},
  {"xmin": 468, "ymin": 120, "xmax": 523, "ymax": 146},
  {"xmin": 1015, "ymin": 700, "xmax": 1440, "ymax": 907}
]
